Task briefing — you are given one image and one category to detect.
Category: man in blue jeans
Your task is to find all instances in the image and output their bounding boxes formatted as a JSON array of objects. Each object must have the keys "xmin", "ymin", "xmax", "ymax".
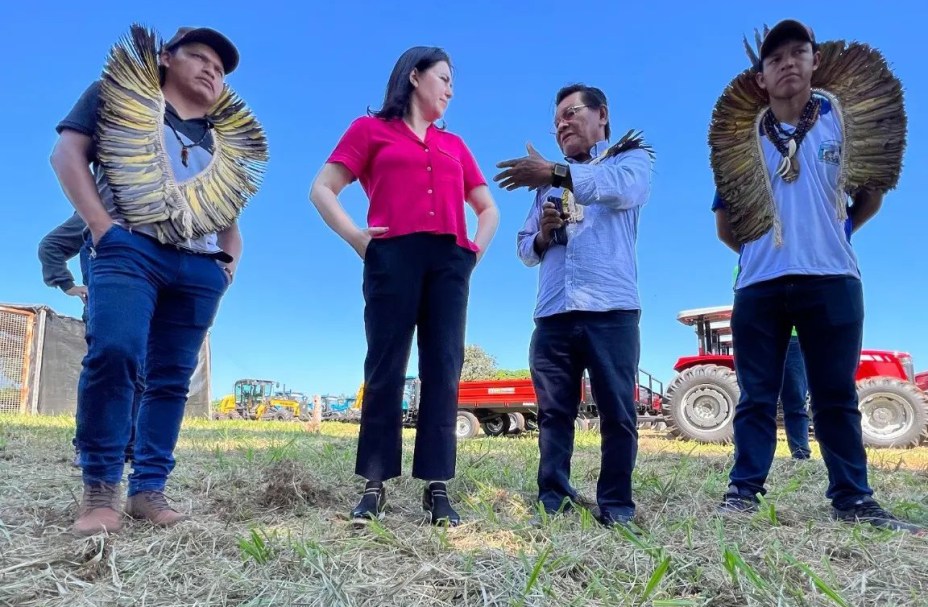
[
  {"xmin": 38, "ymin": 212, "xmax": 144, "ymax": 467},
  {"xmin": 51, "ymin": 25, "xmax": 266, "ymax": 535},
  {"xmin": 499, "ymin": 83, "xmax": 653, "ymax": 528},
  {"xmin": 711, "ymin": 20, "xmax": 922, "ymax": 533}
]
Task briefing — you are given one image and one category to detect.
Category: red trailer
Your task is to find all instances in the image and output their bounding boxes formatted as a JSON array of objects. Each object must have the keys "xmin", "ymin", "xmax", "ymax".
[{"xmin": 398, "ymin": 371, "xmax": 664, "ymax": 439}]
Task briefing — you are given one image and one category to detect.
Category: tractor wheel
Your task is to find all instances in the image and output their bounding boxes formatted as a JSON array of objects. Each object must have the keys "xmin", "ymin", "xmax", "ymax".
[
  {"xmin": 507, "ymin": 413, "xmax": 526, "ymax": 434},
  {"xmin": 482, "ymin": 414, "xmax": 511, "ymax": 437},
  {"xmin": 857, "ymin": 378, "xmax": 928, "ymax": 448},
  {"xmin": 664, "ymin": 365, "xmax": 739, "ymax": 443},
  {"xmin": 524, "ymin": 414, "xmax": 539, "ymax": 432},
  {"xmin": 455, "ymin": 411, "xmax": 480, "ymax": 439}
]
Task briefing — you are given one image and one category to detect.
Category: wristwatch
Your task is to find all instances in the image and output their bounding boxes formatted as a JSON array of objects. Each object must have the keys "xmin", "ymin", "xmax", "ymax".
[{"xmin": 551, "ymin": 163, "xmax": 568, "ymax": 188}]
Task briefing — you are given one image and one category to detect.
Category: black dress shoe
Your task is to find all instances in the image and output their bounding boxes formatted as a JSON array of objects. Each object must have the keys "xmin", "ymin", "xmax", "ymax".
[
  {"xmin": 422, "ymin": 482, "xmax": 460, "ymax": 527},
  {"xmin": 351, "ymin": 482, "xmax": 386, "ymax": 523}
]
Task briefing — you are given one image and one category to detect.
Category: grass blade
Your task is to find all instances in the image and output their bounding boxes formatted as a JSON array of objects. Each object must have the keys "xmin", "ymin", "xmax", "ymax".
[
  {"xmin": 782, "ymin": 551, "xmax": 850, "ymax": 607},
  {"xmin": 640, "ymin": 555, "xmax": 671, "ymax": 602}
]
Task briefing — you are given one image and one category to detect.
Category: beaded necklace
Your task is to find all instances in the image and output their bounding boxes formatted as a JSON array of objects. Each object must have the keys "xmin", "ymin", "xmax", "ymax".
[{"xmin": 761, "ymin": 96, "xmax": 821, "ymax": 183}]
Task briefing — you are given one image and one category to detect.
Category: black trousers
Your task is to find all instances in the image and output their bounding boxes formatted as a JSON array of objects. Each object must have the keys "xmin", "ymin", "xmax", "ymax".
[
  {"xmin": 729, "ymin": 275, "xmax": 870, "ymax": 508},
  {"xmin": 355, "ymin": 233, "xmax": 476, "ymax": 482},
  {"xmin": 530, "ymin": 310, "xmax": 641, "ymax": 518}
]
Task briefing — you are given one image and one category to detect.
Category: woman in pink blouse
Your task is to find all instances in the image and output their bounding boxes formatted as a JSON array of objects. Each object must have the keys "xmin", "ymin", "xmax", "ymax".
[{"xmin": 310, "ymin": 47, "xmax": 499, "ymax": 526}]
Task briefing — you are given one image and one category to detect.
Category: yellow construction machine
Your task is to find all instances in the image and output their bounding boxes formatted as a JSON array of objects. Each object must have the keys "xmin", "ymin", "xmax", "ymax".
[{"xmin": 213, "ymin": 379, "xmax": 303, "ymax": 421}]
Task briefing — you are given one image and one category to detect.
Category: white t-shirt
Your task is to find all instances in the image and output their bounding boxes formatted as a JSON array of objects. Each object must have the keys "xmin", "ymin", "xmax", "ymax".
[{"xmin": 713, "ymin": 95, "xmax": 857, "ymax": 290}]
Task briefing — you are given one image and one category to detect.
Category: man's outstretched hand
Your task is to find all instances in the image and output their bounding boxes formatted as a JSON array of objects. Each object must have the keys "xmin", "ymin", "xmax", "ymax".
[{"xmin": 494, "ymin": 143, "xmax": 555, "ymax": 191}]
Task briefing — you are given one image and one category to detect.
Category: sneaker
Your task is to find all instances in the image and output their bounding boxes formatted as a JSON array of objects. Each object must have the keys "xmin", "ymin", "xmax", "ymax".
[
  {"xmin": 125, "ymin": 491, "xmax": 188, "ymax": 527},
  {"xmin": 73, "ymin": 482, "xmax": 123, "ymax": 536},
  {"xmin": 422, "ymin": 482, "xmax": 460, "ymax": 527},
  {"xmin": 717, "ymin": 487, "xmax": 760, "ymax": 515},
  {"xmin": 832, "ymin": 497, "xmax": 926, "ymax": 536},
  {"xmin": 351, "ymin": 483, "xmax": 386, "ymax": 523}
]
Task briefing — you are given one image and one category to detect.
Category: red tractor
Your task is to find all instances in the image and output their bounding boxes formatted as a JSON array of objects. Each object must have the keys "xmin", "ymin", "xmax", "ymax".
[
  {"xmin": 663, "ymin": 306, "xmax": 928, "ymax": 448},
  {"xmin": 916, "ymin": 371, "xmax": 928, "ymax": 393}
]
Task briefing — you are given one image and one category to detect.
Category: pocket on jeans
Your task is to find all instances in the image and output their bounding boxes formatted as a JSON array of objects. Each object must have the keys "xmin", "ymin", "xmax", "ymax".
[{"xmin": 94, "ymin": 224, "xmax": 124, "ymax": 248}]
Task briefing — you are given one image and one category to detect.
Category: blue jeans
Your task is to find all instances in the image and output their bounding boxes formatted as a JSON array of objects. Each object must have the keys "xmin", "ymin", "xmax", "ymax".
[
  {"xmin": 530, "ymin": 310, "xmax": 640, "ymax": 519},
  {"xmin": 76, "ymin": 226, "xmax": 227, "ymax": 495},
  {"xmin": 780, "ymin": 336, "xmax": 811, "ymax": 459},
  {"xmin": 74, "ymin": 239, "xmax": 145, "ymax": 458},
  {"xmin": 729, "ymin": 275, "xmax": 871, "ymax": 508}
]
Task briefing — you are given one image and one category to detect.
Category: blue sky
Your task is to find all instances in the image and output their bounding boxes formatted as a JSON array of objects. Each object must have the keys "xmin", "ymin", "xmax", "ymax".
[{"xmin": 2, "ymin": 1, "xmax": 926, "ymax": 400}]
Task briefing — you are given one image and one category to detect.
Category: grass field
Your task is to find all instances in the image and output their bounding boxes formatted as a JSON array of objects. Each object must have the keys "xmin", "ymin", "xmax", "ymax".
[{"xmin": 1, "ymin": 415, "xmax": 927, "ymax": 607}]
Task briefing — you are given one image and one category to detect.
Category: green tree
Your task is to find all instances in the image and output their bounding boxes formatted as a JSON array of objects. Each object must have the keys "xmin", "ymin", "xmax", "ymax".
[
  {"xmin": 461, "ymin": 345, "xmax": 498, "ymax": 381},
  {"xmin": 495, "ymin": 369, "xmax": 531, "ymax": 380}
]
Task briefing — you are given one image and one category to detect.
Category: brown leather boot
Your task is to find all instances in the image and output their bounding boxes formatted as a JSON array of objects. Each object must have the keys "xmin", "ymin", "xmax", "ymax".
[
  {"xmin": 73, "ymin": 483, "xmax": 123, "ymax": 536},
  {"xmin": 125, "ymin": 491, "xmax": 188, "ymax": 527}
]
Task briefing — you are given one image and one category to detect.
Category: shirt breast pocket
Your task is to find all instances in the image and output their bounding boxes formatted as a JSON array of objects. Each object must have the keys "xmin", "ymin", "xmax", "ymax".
[{"xmin": 435, "ymin": 145, "xmax": 465, "ymax": 185}]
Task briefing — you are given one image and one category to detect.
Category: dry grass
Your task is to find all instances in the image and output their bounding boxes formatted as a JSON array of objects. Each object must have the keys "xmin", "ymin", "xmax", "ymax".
[{"xmin": 1, "ymin": 414, "xmax": 927, "ymax": 607}]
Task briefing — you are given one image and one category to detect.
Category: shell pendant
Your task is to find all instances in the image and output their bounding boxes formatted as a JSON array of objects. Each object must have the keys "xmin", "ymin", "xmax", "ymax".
[{"xmin": 775, "ymin": 138, "xmax": 799, "ymax": 183}]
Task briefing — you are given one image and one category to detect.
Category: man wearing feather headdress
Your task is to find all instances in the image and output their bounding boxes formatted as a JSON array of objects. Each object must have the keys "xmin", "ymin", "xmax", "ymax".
[
  {"xmin": 50, "ymin": 25, "xmax": 268, "ymax": 536},
  {"xmin": 496, "ymin": 84, "xmax": 654, "ymax": 529},
  {"xmin": 710, "ymin": 20, "xmax": 922, "ymax": 534}
]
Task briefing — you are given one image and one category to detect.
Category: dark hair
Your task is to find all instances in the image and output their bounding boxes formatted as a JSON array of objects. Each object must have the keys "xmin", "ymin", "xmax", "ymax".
[
  {"xmin": 369, "ymin": 46, "xmax": 451, "ymax": 121},
  {"xmin": 158, "ymin": 46, "xmax": 178, "ymax": 86},
  {"xmin": 555, "ymin": 83, "xmax": 610, "ymax": 140}
]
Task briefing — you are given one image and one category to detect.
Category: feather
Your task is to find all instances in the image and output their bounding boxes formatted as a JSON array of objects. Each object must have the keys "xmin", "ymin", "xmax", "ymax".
[
  {"xmin": 96, "ymin": 23, "xmax": 268, "ymax": 243},
  {"xmin": 709, "ymin": 37, "xmax": 906, "ymax": 245},
  {"xmin": 602, "ymin": 129, "xmax": 655, "ymax": 160},
  {"xmin": 743, "ymin": 34, "xmax": 760, "ymax": 69}
]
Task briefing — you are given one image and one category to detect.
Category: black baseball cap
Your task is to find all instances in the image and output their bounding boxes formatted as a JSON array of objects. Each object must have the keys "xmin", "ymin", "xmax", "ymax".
[
  {"xmin": 162, "ymin": 27, "xmax": 239, "ymax": 74},
  {"xmin": 759, "ymin": 20, "xmax": 816, "ymax": 65}
]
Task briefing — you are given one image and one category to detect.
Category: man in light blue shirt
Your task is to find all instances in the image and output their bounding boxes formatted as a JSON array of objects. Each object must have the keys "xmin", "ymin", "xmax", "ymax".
[
  {"xmin": 495, "ymin": 84, "xmax": 653, "ymax": 528},
  {"xmin": 712, "ymin": 20, "xmax": 922, "ymax": 534}
]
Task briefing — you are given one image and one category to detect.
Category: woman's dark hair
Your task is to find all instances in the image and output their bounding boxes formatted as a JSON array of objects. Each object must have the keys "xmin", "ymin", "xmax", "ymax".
[
  {"xmin": 555, "ymin": 83, "xmax": 610, "ymax": 140},
  {"xmin": 369, "ymin": 46, "xmax": 452, "ymax": 121}
]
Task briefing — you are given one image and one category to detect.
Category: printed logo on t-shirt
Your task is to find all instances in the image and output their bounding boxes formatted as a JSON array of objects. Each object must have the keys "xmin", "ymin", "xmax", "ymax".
[{"xmin": 819, "ymin": 141, "xmax": 841, "ymax": 165}]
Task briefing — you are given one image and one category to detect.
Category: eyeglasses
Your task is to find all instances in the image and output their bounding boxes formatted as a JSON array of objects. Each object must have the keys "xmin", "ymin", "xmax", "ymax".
[{"xmin": 551, "ymin": 105, "xmax": 590, "ymax": 134}]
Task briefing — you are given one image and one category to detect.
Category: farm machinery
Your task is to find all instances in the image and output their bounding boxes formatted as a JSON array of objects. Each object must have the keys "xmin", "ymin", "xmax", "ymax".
[
  {"xmin": 661, "ymin": 306, "xmax": 928, "ymax": 448},
  {"xmin": 213, "ymin": 379, "xmax": 307, "ymax": 421},
  {"xmin": 344, "ymin": 307, "xmax": 927, "ymax": 447},
  {"xmin": 355, "ymin": 371, "xmax": 664, "ymax": 440}
]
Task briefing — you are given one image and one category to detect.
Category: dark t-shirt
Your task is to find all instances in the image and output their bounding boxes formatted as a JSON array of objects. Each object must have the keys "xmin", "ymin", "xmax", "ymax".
[
  {"xmin": 56, "ymin": 80, "xmax": 214, "ymax": 158},
  {"xmin": 55, "ymin": 81, "xmax": 223, "ymax": 254}
]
